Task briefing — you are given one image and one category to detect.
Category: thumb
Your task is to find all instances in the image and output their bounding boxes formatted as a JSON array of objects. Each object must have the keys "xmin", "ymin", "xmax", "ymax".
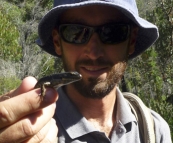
[{"xmin": 1, "ymin": 76, "xmax": 37, "ymax": 100}]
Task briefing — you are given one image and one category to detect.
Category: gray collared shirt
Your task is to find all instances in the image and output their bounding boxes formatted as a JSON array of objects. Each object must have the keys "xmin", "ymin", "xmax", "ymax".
[{"xmin": 54, "ymin": 87, "xmax": 172, "ymax": 143}]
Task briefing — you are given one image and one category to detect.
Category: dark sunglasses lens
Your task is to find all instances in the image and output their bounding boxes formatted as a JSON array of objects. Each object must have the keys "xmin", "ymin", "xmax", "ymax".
[
  {"xmin": 60, "ymin": 25, "xmax": 91, "ymax": 44},
  {"xmin": 100, "ymin": 25, "xmax": 129, "ymax": 44}
]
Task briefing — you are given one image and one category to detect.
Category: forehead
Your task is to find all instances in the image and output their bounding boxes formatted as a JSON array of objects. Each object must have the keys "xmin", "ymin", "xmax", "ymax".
[{"xmin": 59, "ymin": 5, "xmax": 130, "ymax": 26}]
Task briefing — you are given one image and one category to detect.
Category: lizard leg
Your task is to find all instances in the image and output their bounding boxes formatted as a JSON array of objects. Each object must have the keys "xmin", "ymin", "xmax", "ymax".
[{"xmin": 40, "ymin": 82, "xmax": 51, "ymax": 100}]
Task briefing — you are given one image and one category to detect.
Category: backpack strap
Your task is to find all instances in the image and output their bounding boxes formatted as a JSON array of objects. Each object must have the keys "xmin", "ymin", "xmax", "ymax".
[{"xmin": 123, "ymin": 92, "xmax": 155, "ymax": 143}]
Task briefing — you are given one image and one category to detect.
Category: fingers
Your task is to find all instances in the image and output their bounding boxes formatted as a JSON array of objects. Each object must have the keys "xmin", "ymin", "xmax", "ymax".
[
  {"xmin": 0, "ymin": 76, "xmax": 58, "ymax": 129},
  {"xmin": 0, "ymin": 104, "xmax": 56, "ymax": 143},
  {"xmin": 42, "ymin": 119, "xmax": 58, "ymax": 143},
  {"xmin": 0, "ymin": 89, "xmax": 15, "ymax": 101},
  {"xmin": 26, "ymin": 118, "xmax": 58, "ymax": 143},
  {"xmin": 14, "ymin": 76, "xmax": 37, "ymax": 95},
  {"xmin": 0, "ymin": 88, "xmax": 58, "ymax": 129},
  {"xmin": 0, "ymin": 76, "xmax": 37, "ymax": 101},
  {"xmin": 0, "ymin": 76, "xmax": 59, "ymax": 143}
]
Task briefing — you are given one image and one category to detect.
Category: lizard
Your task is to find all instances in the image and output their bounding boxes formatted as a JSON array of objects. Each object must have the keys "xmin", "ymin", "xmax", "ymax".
[{"xmin": 34, "ymin": 71, "xmax": 82, "ymax": 100}]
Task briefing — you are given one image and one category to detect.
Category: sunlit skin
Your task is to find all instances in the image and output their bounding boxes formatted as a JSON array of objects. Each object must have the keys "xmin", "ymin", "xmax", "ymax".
[{"xmin": 52, "ymin": 5, "xmax": 138, "ymax": 137}]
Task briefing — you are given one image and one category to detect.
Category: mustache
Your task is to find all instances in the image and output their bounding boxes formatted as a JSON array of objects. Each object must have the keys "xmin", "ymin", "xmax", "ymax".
[{"xmin": 76, "ymin": 58, "xmax": 113, "ymax": 67}]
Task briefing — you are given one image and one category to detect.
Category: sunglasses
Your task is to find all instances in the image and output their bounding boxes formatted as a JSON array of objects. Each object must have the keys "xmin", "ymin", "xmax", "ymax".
[{"xmin": 58, "ymin": 23, "xmax": 131, "ymax": 44}]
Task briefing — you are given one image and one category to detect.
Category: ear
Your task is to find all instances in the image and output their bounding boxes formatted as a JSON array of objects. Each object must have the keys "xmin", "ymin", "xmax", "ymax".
[
  {"xmin": 128, "ymin": 27, "xmax": 138, "ymax": 55},
  {"xmin": 52, "ymin": 29, "xmax": 62, "ymax": 56}
]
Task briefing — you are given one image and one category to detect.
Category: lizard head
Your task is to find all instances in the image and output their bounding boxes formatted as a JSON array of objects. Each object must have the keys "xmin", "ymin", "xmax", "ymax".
[{"xmin": 53, "ymin": 71, "xmax": 82, "ymax": 88}]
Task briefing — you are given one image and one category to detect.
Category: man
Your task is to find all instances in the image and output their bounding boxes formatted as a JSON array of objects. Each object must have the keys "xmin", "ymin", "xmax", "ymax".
[
  {"xmin": 36, "ymin": 0, "xmax": 171, "ymax": 142},
  {"xmin": 0, "ymin": 0, "xmax": 171, "ymax": 143}
]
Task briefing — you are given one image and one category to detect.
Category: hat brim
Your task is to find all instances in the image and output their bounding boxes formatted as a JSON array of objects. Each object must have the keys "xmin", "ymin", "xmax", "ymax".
[{"xmin": 37, "ymin": 1, "xmax": 159, "ymax": 59}]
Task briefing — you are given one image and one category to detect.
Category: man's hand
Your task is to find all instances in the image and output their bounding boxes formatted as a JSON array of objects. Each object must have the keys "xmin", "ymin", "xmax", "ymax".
[{"xmin": 0, "ymin": 76, "xmax": 58, "ymax": 143}]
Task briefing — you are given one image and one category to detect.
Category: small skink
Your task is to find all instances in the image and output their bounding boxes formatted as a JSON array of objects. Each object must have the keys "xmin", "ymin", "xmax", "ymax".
[{"xmin": 34, "ymin": 71, "xmax": 82, "ymax": 100}]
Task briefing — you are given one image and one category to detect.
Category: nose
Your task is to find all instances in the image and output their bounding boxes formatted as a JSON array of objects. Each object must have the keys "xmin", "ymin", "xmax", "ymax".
[{"xmin": 84, "ymin": 33, "xmax": 104, "ymax": 60}]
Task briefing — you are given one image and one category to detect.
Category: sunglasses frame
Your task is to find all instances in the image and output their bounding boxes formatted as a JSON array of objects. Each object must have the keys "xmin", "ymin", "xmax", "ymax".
[{"xmin": 58, "ymin": 23, "xmax": 131, "ymax": 44}]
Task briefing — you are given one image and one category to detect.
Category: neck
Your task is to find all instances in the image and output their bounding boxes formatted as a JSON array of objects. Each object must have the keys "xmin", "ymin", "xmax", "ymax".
[{"xmin": 65, "ymin": 84, "xmax": 117, "ymax": 137}]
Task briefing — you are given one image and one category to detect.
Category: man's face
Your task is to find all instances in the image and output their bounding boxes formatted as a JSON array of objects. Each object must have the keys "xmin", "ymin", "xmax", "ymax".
[{"xmin": 52, "ymin": 5, "xmax": 137, "ymax": 98}]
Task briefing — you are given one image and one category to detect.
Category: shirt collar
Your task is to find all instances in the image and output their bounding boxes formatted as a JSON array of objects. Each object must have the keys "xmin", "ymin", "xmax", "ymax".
[
  {"xmin": 116, "ymin": 87, "xmax": 137, "ymax": 125},
  {"xmin": 54, "ymin": 87, "xmax": 136, "ymax": 139}
]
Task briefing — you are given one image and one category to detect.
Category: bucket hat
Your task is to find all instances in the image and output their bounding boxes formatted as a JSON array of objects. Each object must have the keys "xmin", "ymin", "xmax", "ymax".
[{"xmin": 37, "ymin": 0, "xmax": 159, "ymax": 59}]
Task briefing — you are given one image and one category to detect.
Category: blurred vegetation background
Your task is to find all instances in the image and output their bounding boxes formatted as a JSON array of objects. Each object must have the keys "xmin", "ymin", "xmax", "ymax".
[{"xmin": 0, "ymin": 0, "xmax": 173, "ymax": 140}]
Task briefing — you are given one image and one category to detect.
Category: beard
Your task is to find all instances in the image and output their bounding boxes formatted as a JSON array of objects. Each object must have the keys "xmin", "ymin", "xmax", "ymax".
[
  {"xmin": 61, "ymin": 53, "xmax": 127, "ymax": 99},
  {"xmin": 74, "ymin": 61, "xmax": 127, "ymax": 99}
]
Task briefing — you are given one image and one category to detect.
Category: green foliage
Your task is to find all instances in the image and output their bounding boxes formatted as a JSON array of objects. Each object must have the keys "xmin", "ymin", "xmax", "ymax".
[
  {"xmin": 142, "ymin": 97, "xmax": 173, "ymax": 139},
  {"xmin": 40, "ymin": 0, "xmax": 53, "ymax": 9},
  {"xmin": 147, "ymin": 1, "xmax": 173, "ymax": 139},
  {"xmin": 5, "ymin": 0, "xmax": 53, "ymax": 21},
  {"xmin": 125, "ymin": 46, "xmax": 173, "ymax": 139},
  {"xmin": 6, "ymin": 0, "xmax": 53, "ymax": 9},
  {"xmin": 0, "ymin": 76, "xmax": 21, "ymax": 95},
  {"xmin": 0, "ymin": 1, "xmax": 22, "ymax": 61},
  {"xmin": 6, "ymin": 0, "xmax": 24, "ymax": 5},
  {"xmin": 0, "ymin": 0, "xmax": 23, "ymax": 24},
  {"xmin": 38, "ymin": 55, "xmax": 63, "ymax": 78},
  {"xmin": 125, "ymin": 0, "xmax": 173, "ymax": 140}
]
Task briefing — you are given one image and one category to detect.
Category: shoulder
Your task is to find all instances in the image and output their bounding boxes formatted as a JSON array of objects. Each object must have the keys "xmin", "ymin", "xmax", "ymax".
[{"xmin": 150, "ymin": 110, "xmax": 172, "ymax": 143}]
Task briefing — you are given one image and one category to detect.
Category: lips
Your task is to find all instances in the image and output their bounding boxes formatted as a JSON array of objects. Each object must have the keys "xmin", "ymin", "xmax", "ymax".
[
  {"xmin": 80, "ymin": 66, "xmax": 108, "ymax": 77},
  {"xmin": 84, "ymin": 67, "xmax": 104, "ymax": 71}
]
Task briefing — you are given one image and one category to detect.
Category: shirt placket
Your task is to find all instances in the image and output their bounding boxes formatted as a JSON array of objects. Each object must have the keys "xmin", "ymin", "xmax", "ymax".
[{"xmin": 110, "ymin": 121, "xmax": 126, "ymax": 142}]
